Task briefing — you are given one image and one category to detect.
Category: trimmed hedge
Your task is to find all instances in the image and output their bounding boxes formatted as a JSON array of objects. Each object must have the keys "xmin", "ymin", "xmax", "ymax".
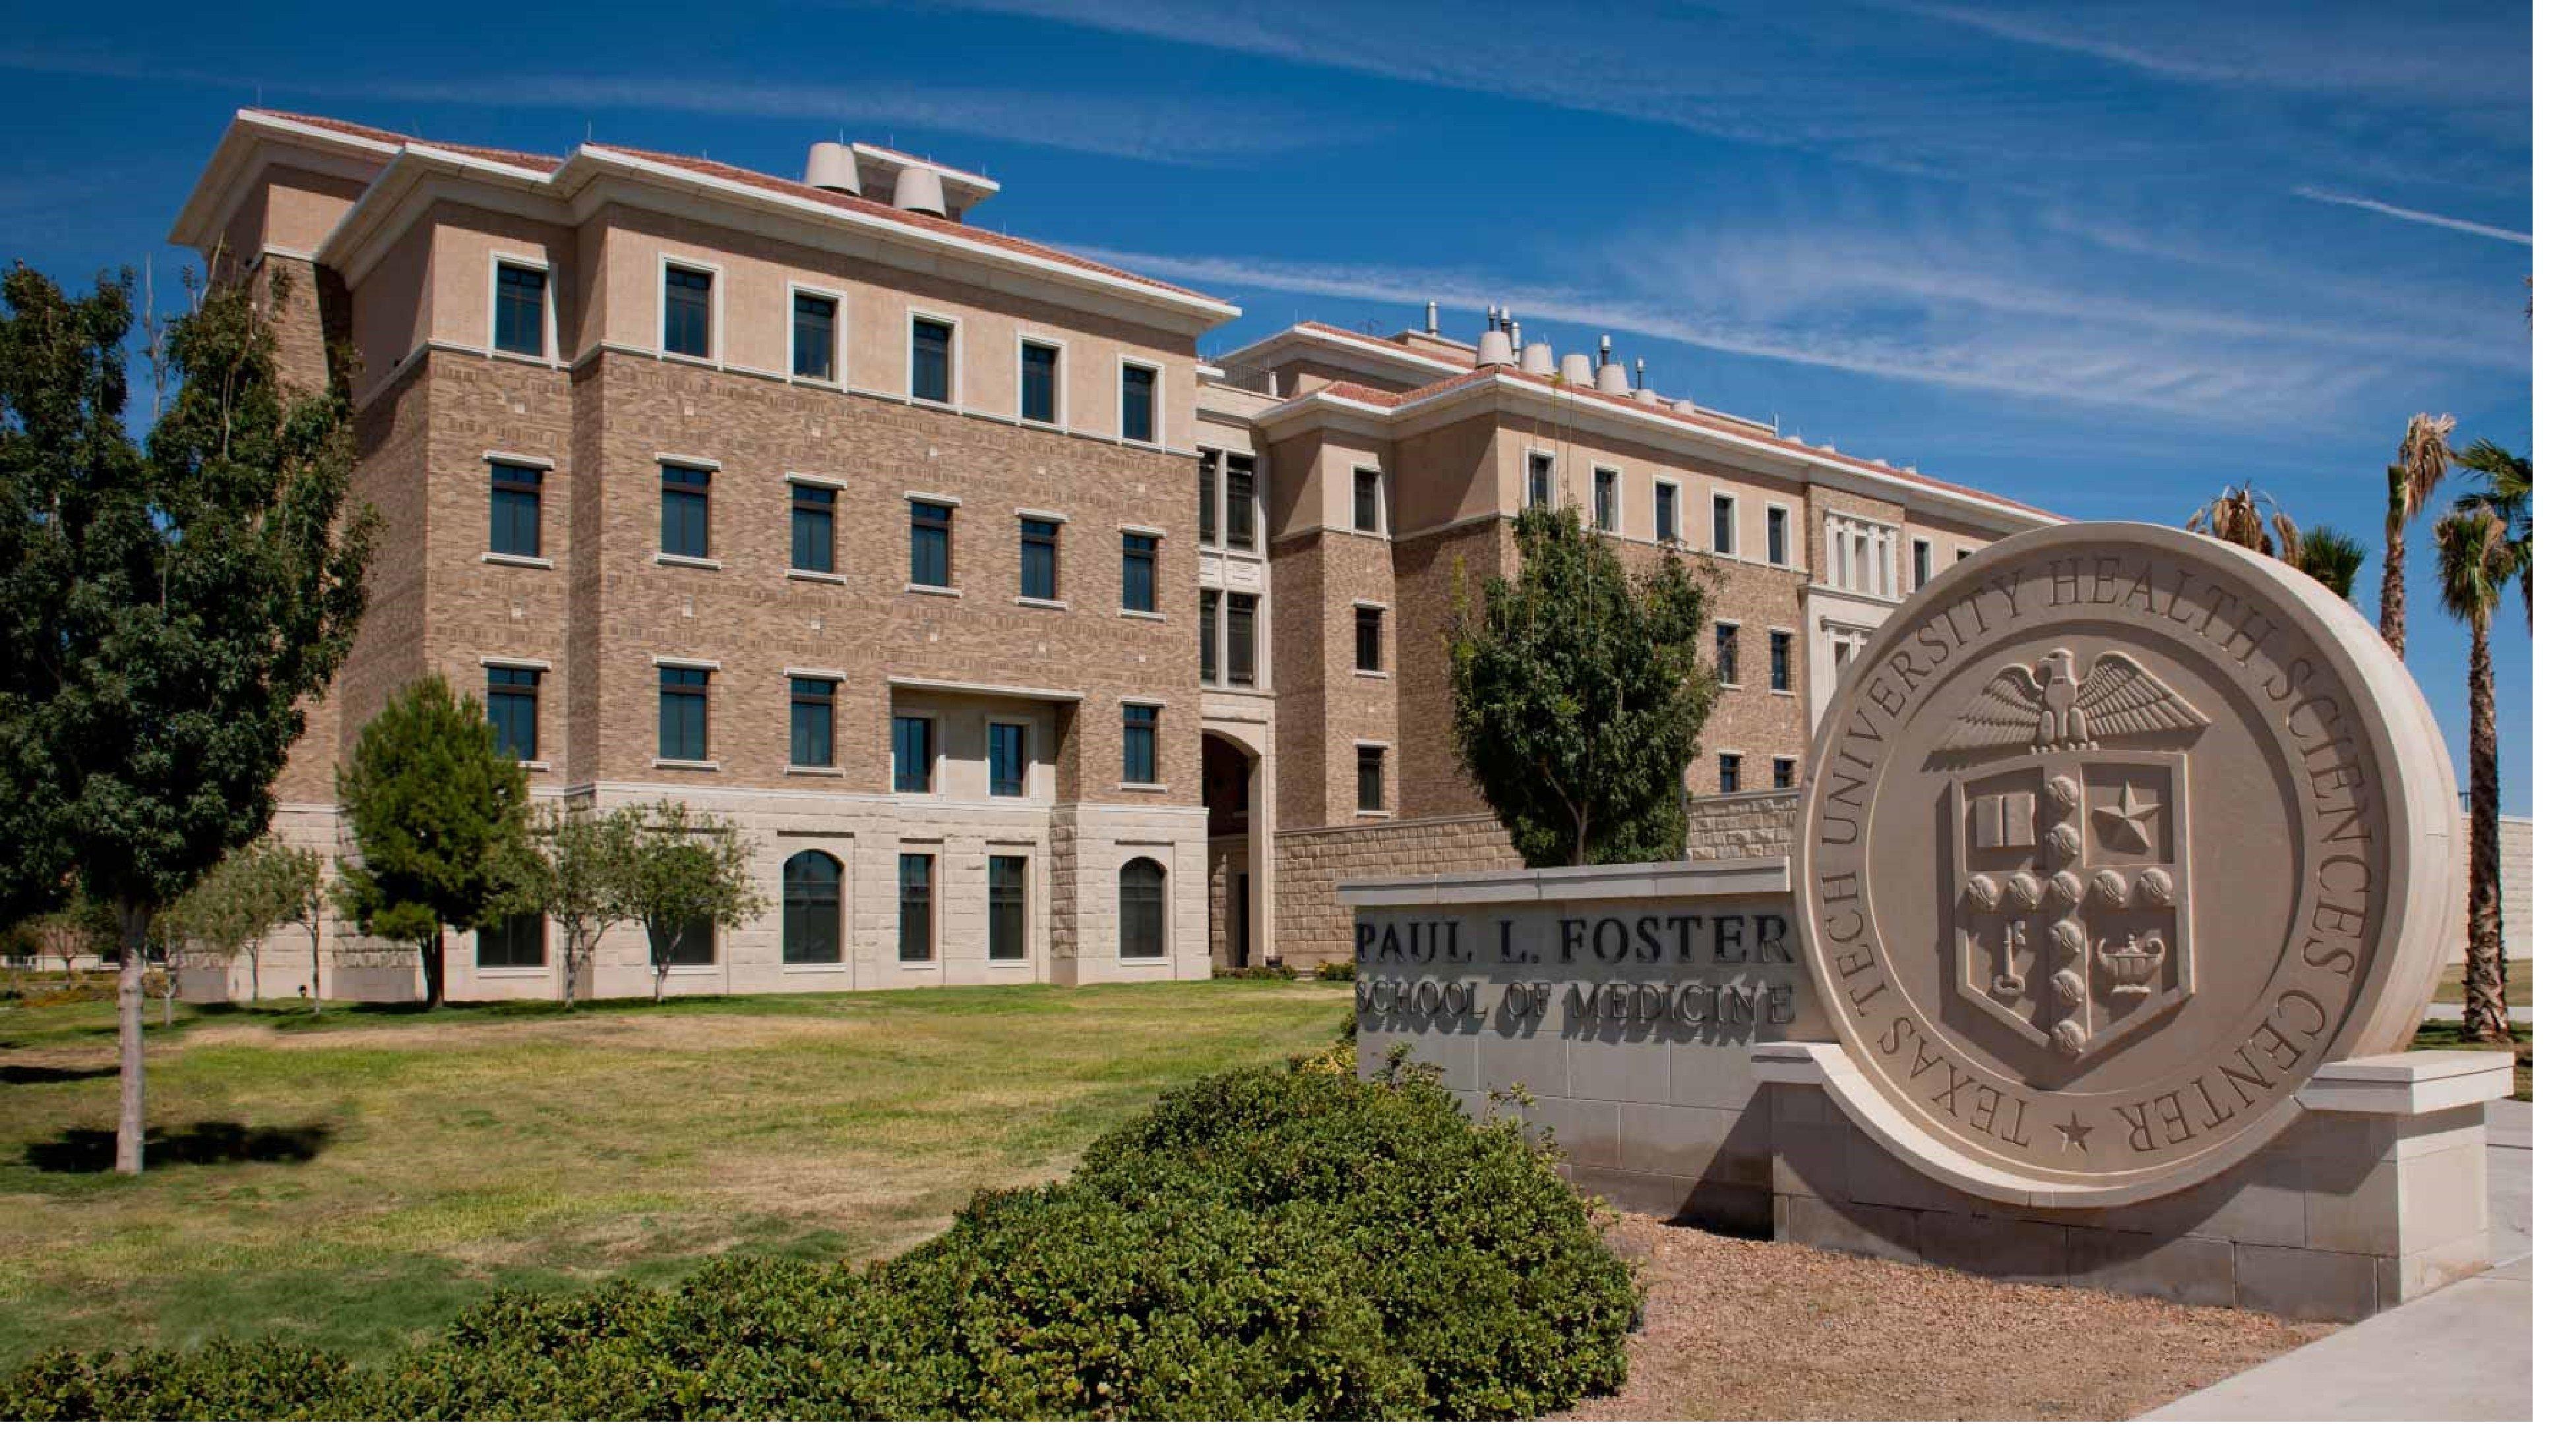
[{"xmin": 4, "ymin": 1058, "xmax": 1636, "ymax": 1420}]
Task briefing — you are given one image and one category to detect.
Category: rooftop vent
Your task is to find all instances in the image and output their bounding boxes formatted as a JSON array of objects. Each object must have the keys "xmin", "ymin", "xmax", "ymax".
[
  {"xmin": 1425, "ymin": 299, "xmax": 1440, "ymax": 336},
  {"xmin": 1671, "ymin": 398, "xmax": 1698, "ymax": 415},
  {"xmin": 1632, "ymin": 387, "xmax": 1659, "ymax": 405},
  {"xmin": 1593, "ymin": 334, "xmax": 1632, "ymax": 395},
  {"xmin": 1560, "ymin": 352, "xmax": 1595, "ymax": 388},
  {"xmin": 1475, "ymin": 306, "xmax": 1516, "ymax": 367},
  {"xmin": 892, "ymin": 165, "xmax": 948, "ymax": 217},
  {"xmin": 1520, "ymin": 341, "xmax": 1556, "ymax": 375},
  {"xmin": 804, "ymin": 141, "xmax": 859, "ymax": 195}
]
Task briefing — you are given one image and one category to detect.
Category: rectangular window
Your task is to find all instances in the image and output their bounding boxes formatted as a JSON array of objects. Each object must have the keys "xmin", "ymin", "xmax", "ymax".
[
  {"xmin": 486, "ymin": 666, "xmax": 540, "ymax": 762},
  {"xmin": 1020, "ymin": 340, "xmax": 1059, "ymax": 423},
  {"xmin": 660, "ymin": 464, "xmax": 710, "ymax": 560},
  {"xmin": 1654, "ymin": 480, "xmax": 1679, "ymax": 542},
  {"xmin": 1199, "ymin": 590, "xmax": 1219, "ymax": 683},
  {"xmin": 911, "ymin": 317, "xmax": 952, "ymax": 404},
  {"xmin": 910, "ymin": 501, "xmax": 952, "ymax": 588},
  {"xmin": 1712, "ymin": 495, "xmax": 1736, "ymax": 555},
  {"xmin": 1769, "ymin": 630, "xmax": 1794, "ymax": 694},
  {"xmin": 1527, "ymin": 452, "xmax": 1553, "ymax": 510},
  {"xmin": 892, "ymin": 714, "xmax": 934, "ymax": 793},
  {"xmin": 1773, "ymin": 757, "xmax": 1797, "ymax": 791},
  {"xmin": 662, "ymin": 264, "xmax": 712, "ymax": 359},
  {"xmin": 790, "ymin": 291, "xmax": 836, "ymax": 381},
  {"xmin": 1121, "ymin": 703, "xmax": 1160, "ymax": 784},
  {"xmin": 665, "ymin": 915, "xmax": 716, "ymax": 965},
  {"xmin": 1715, "ymin": 623, "xmax": 1740, "ymax": 686},
  {"xmin": 898, "ymin": 853, "xmax": 935, "ymax": 961},
  {"xmin": 1913, "ymin": 539, "xmax": 1934, "ymax": 588},
  {"xmin": 1121, "ymin": 532, "xmax": 1157, "ymax": 613},
  {"xmin": 1223, "ymin": 592, "xmax": 1258, "ymax": 688},
  {"xmin": 1354, "ymin": 605, "xmax": 1384, "ymax": 673},
  {"xmin": 1353, "ymin": 468, "xmax": 1381, "ymax": 534},
  {"xmin": 1592, "ymin": 468, "xmax": 1618, "ymax": 533},
  {"xmin": 789, "ymin": 483, "xmax": 837, "ymax": 574},
  {"xmin": 478, "ymin": 909, "xmax": 546, "ymax": 968},
  {"xmin": 1019, "ymin": 516, "xmax": 1059, "ymax": 601},
  {"xmin": 658, "ymin": 666, "xmax": 708, "ymax": 762},
  {"xmin": 1120, "ymin": 361, "xmax": 1157, "ymax": 442},
  {"xmin": 1719, "ymin": 753, "xmax": 1743, "ymax": 795},
  {"xmin": 987, "ymin": 721, "xmax": 1026, "ymax": 798},
  {"xmin": 789, "ymin": 676, "xmax": 836, "ymax": 768},
  {"xmin": 1767, "ymin": 506, "xmax": 1791, "ymax": 566},
  {"xmin": 1357, "ymin": 744, "xmax": 1386, "ymax": 813},
  {"xmin": 988, "ymin": 855, "xmax": 1028, "ymax": 961},
  {"xmin": 494, "ymin": 263, "xmax": 546, "ymax": 357},
  {"xmin": 1198, "ymin": 450, "xmax": 1219, "ymax": 545},
  {"xmin": 489, "ymin": 462, "xmax": 542, "ymax": 558},
  {"xmin": 1224, "ymin": 454, "xmax": 1256, "ymax": 551}
]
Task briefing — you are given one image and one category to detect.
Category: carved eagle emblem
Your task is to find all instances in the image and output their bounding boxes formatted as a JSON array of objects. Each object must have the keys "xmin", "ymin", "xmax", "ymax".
[{"xmin": 1942, "ymin": 648, "xmax": 2208, "ymax": 754}]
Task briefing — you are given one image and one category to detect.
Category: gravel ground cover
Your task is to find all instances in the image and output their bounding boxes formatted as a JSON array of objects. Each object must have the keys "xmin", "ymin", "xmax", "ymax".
[{"xmin": 1560, "ymin": 1214, "xmax": 2335, "ymax": 1421}]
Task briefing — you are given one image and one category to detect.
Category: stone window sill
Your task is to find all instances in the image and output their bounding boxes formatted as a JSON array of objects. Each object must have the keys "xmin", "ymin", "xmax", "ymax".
[
  {"xmin": 1014, "ymin": 596, "xmax": 1068, "ymax": 611},
  {"xmin": 1354, "ymin": 669, "xmax": 1390, "ymax": 680},
  {"xmin": 1119, "ymin": 782, "xmax": 1169, "ymax": 793},
  {"xmin": 1356, "ymin": 810, "xmax": 1391, "ymax": 819},
  {"xmin": 907, "ymin": 582, "xmax": 961, "ymax": 598},
  {"xmin": 654, "ymin": 553, "xmax": 722, "ymax": 571},
  {"xmin": 787, "ymin": 568, "xmax": 846, "ymax": 585},
  {"xmin": 1120, "ymin": 608, "xmax": 1165, "ymax": 622},
  {"xmin": 516, "ymin": 760, "xmax": 553, "ymax": 774},
  {"xmin": 654, "ymin": 758, "xmax": 720, "ymax": 772},
  {"xmin": 784, "ymin": 765, "xmax": 845, "ymax": 777},
  {"xmin": 481, "ymin": 551, "xmax": 553, "ymax": 570}
]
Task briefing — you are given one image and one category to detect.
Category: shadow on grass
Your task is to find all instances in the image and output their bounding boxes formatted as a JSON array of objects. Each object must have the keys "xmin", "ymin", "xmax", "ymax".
[
  {"xmin": 0, "ymin": 1062, "xmax": 117, "ymax": 1085},
  {"xmin": 23, "ymin": 1120, "xmax": 336, "ymax": 1174}
]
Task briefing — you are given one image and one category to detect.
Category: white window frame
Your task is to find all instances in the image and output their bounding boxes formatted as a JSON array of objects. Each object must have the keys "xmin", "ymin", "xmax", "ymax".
[
  {"xmin": 1713, "ymin": 618, "xmax": 1743, "ymax": 688},
  {"xmin": 906, "ymin": 307, "xmax": 962, "ymax": 410},
  {"xmin": 1766, "ymin": 503, "xmax": 1794, "ymax": 568},
  {"xmin": 1015, "ymin": 329, "xmax": 1067, "ymax": 429},
  {"xmin": 1113, "ymin": 847, "xmax": 1174, "ymax": 965},
  {"xmin": 1715, "ymin": 749, "xmax": 1746, "ymax": 796},
  {"xmin": 655, "ymin": 253, "xmax": 722, "ymax": 366},
  {"xmin": 785, "ymin": 280, "xmax": 847, "ymax": 386},
  {"xmin": 1352, "ymin": 598, "xmax": 1391, "ymax": 679},
  {"xmin": 1349, "ymin": 463, "xmax": 1388, "ymax": 538},
  {"xmin": 1589, "ymin": 465, "xmax": 1620, "ymax": 534},
  {"xmin": 1768, "ymin": 628, "xmax": 1797, "ymax": 696},
  {"xmin": 1653, "ymin": 477, "xmax": 1683, "ymax": 545},
  {"xmin": 985, "ymin": 712, "xmax": 1041, "ymax": 802},
  {"xmin": 896, "ymin": 846, "xmax": 941, "ymax": 969},
  {"xmin": 1773, "ymin": 755, "xmax": 1799, "ymax": 791},
  {"xmin": 1524, "ymin": 448, "xmax": 1557, "ymax": 511},
  {"xmin": 650, "ymin": 654, "xmax": 720, "ymax": 770},
  {"xmin": 890, "ymin": 706, "xmax": 944, "ymax": 797},
  {"xmin": 488, "ymin": 251, "xmax": 556, "ymax": 362},
  {"xmin": 1352, "ymin": 739, "xmax": 1392, "ymax": 817},
  {"xmin": 984, "ymin": 845, "xmax": 1037, "ymax": 967},
  {"xmin": 1710, "ymin": 489, "xmax": 1739, "ymax": 557},
  {"xmin": 1014, "ymin": 508, "xmax": 1066, "ymax": 607},
  {"xmin": 1116, "ymin": 354, "xmax": 1163, "ymax": 444},
  {"xmin": 1911, "ymin": 536, "xmax": 1935, "ymax": 589},
  {"xmin": 1118, "ymin": 696, "xmax": 1169, "ymax": 791}
]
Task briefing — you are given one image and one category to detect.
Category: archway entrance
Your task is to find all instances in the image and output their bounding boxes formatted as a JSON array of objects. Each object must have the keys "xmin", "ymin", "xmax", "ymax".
[{"xmin": 1201, "ymin": 729, "xmax": 1265, "ymax": 969}]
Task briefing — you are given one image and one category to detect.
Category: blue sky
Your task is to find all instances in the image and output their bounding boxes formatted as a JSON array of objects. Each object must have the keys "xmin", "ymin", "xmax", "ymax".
[{"xmin": 3, "ymin": 0, "xmax": 2532, "ymax": 808}]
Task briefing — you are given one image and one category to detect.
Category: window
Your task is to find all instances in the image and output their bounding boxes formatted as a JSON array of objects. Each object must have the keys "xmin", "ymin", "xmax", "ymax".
[
  {"xmin": 1020, "ymin": 340, "xmax": 1059, "ymax": 423},
  {"xmin": 1773, "ymin": 757, "xmax": 1797, "ymax": 791},
  {"xmin": 791, "ymin": 291, "xmax": 836, "ymax": 381},
  {"xmin": 662, "ymin": 916, "xmax": 716, "ymax": 965},
  {"xmin": 987, "ymin": 721, "xmax": 1026, "ymax": 798},
  {"xmin": 910, "ymin": 501, "xmax": 952, "ymax": 588},
  {"xmin": 1119, "ymin": 857, "xmax": 1166, "ymax": 959},
  {"xmin": 791, "ymin": 483, "xmax": 837, "ymax": 575},
  {"xmin": 489, "ymin": 462, "xmax": 542, "ymax": 558},
  {"xmin": 892, "ymin": 715, "xmax": 934, "ymax": 793},
  {"xmin": 898, "ymin": 853, "xmax": 935, "ymax": 961},
  {"xmin": 661, "ymin": 464, "xmax": 710, "ymax": 560},
  {"xmin": 1122, "ymin": 703, "xmax": 1159, "ymax": 784},
  {"xmin": 1357, "ymin": 744, "xmax": 1386, "ymax": 813},
  {"xmin": 1715, "ymin": 623, "xmax": 1740, "ymax": 687},
  {"xmin": 1591, "ymin": 468, "xmax": 1618, "ymax": 533},
  {"xmin": 1019, "ymin": 517, "xmax": 1059, "ymax": 601},
  {"xmin": 1527, "ymin": 452, "xmax": 1554, "ymax": 510},
  {"xmin": 1223, "ymin": 592, "xmax": 1258, "ymax": 688},
  {"xmin": 662, "ymin": 264, "xmax": 712, "ymax": 358},
  {"xmin": 781, "ymin": 851, "xmax": 842, "ymax": 964},
  {"xmin": 1654, "ymin": 479, "xmax": 1679, "ymax": 542},
  {"xmin": 988, "ymin": 855, "xmax": 1028, "ymax": 961},
  {"xmin": 1768, "ymin": 506, "xmax": 1791, "ymax": 566},
  {"xmin": 478, "ymin": 910, "xmax": 545, "ymax": 968},
  {"xmin": 486, "ymin": 666, "xmax": 540, "ymax": 762},
  {"xmin": 1825, "ymin": 513, "xmax": 1903, "ymax": 597},
  {"xmin": 1224, "ymin": 454, "xmax": 1256, "ymax": 551},
  {"xmin": 1198, "ymin": 451, "xmax": 1218, "ymax": 543},
  {"xmin": 1912, "ymin": 539, "xmax": 1934, "ymax": 588},
  {"xmin": 1353, "ymin": 468, "xmax": 1382, "ymax": 534},
  {"xmin": 911, "ymin": 317, "xmax": 952, "ymax": 404},
  {"xmin": 1354, "ymin": 605, "xmax": 1384, "ymax": 673},
  {"xmin": 658, "ymin": 666, "xmax": 708, "ymax": 761},
  {"xmin": 494, "ymin": 263, "xmax": 546, "ymax": 357},
  {"xmin": 789, "ymin": 676, "xmax": 836, "ymax": 768},
  {"xmin": 1120, "ymin": 361, "xmax": 1157, "ymax": 442},
  {"xmin": 1769, "ymin": 630, "xmax": 1794, "ymax": 694},
  {"xmin": 1719, "ymin": 753, "xmax": 1743, "ymax": 795},
  {"xmin": 1711, "ymin": 495, "xmax": 1736, "ymax": 555},
  {"xmin": 1199, "ymin": 590, "xmax": 1219, "ymax": 683},
  {"xmin": 1121, "ymin": 532, "xmax": 1157, "ymax": 613}
]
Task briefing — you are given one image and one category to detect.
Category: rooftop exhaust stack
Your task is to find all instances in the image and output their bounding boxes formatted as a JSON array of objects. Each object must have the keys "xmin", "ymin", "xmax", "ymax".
[
  {"xmin": 1560, "ymin": 351, "xmax": 1595, "ymax": 388},
  {"xmin": 892, "ymin": 165, "xmax": 949, "ymax": 217},
  {"xmin": 1425, "ymin": 299, "xmax": 1440, "ymax": 336},
  {"xmin": 1506, "ymin": 309, "xmax": 1522, "ymax": 353},
  {"xmin": 805, "ymin": 141, "xmax": 859, "ymax": 195},
  {"xmin": 1475, "ymin": 306, "xmax": 1516, "ymax": 367},
  {"xmin": 1520, "ymin": 341, "xmax": 1556, "ymax": 375}
]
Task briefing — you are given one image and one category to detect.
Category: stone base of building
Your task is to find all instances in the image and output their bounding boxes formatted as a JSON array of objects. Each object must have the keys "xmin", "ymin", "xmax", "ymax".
[{"xmin": 1751, "ymin": 1044, "xmax": 2513, "ymax": 1322}]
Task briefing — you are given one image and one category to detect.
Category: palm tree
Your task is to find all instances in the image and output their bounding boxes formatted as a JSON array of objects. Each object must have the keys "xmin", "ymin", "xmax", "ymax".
[
  {"xmin": 2434, "ymin": 506, "xmax": 2516, "ymax": 1043},
  {"xmin": 2453, "ymin": 439, "xmax": 2531, "ymax": 626},
  {"xmin": 2186, "ymin": 483, "xmax": 2300, "ymax": 561},
  {"xmin": 2295, "ymin": 526, "xmax": 2367, "ymax": 603},
  {"xmin": 2381, "ymin": 413, "xmax": 2457, "ymax": 657}
]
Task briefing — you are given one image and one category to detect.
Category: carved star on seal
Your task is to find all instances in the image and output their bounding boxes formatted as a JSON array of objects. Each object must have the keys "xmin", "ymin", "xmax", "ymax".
[
  {"xmin": 2091, "ymin": 783, "xmax": 2161, "ymax": 854},
  {"xmin": 2055, "ymin": 1113, "xmax": 2093, "ymax": 1152}
]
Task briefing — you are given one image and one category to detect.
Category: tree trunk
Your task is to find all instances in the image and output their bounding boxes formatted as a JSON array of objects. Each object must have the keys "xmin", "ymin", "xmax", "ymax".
[
  {"xmin": 309, "ymin": 925, "xmax": 324, "ymax": 1010},
  {"xmin": 114, "ymin": 900, "xmax": 150, "ymax": 1176},
  {"xmin": 420, "ymin": 931, "xmax": 446, "ymax": 1009},
  {"xmin": 2461, "ymin": 621, "xmax": 2511, "ymax": 1043},
  {"xmin": 653, "ymin": 955, "xmax": 667, "ymax": 1005},
  {"xmin": 247, "ymin": 944, "xmax": 261, "ymax": 1004},
  {"xmin": 2379, "ymin": 525, "xmax": 2408, "ymax": 657}
]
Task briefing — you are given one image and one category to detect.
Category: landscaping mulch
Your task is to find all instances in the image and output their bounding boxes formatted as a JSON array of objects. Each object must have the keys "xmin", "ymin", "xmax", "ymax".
[{"xmin": 1559, "ymin": 1215, "xmax": 2336, "ymax": 1421}]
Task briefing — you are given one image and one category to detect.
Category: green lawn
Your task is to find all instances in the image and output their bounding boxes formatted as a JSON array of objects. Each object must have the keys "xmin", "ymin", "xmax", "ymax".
[
  {"xmin": 0, "ymin": 981, "xmax": 1351, "ymax": 1370},
  {"xmin": 2434, "ymin": 958, "xmax": 2532, "ymax": 1007}
]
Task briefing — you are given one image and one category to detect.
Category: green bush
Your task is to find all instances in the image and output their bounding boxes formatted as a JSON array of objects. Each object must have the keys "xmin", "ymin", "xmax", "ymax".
[
  {"xmin": 1312, "ymin": 960, "xmax": 1358, "ymax": 982},
  {"xmin": 1210, "ymin": 961, "xmax": 1295, "ymax": 980},
  {"xmin": 1, "ymin": 1060, "xmax": 1634, "ymax": 1420}
]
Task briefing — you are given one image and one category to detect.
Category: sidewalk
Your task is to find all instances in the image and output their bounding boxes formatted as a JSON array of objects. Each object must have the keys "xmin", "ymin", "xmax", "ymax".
[{"xmin": 2141, "ymin": 1099, "xmax": 2533, "ymax": 1421}]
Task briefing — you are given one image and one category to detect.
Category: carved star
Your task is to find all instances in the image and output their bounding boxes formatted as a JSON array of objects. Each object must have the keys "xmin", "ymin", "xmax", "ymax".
[
  {"xmin": 2091, "ymin": 783, "xmax": 2160, "ymax": 854},
  {"xmin": 2055, "ymin": 1114, "xmax": 2093, "ymax": 1152}
]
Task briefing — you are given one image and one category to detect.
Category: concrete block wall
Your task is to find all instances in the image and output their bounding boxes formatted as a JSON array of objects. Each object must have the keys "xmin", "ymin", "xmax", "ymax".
[{"xmin": 2449, "ymin": 815, "xmax": 2533, "ymax": 961}]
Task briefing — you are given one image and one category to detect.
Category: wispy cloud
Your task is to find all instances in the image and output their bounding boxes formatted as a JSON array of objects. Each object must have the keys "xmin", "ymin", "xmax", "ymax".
[{"xmin": 2292, "ymin": 186, "xmax": 2531, "ymax": 246}]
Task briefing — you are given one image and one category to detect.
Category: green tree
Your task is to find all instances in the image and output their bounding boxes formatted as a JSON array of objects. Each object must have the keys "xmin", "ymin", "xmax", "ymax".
[
  {"xmin": 2295, "ymin": 526, "xmax": 2368, "ymax": 603},
  {"xmin": 272, "ymin": 843, "xmax": 328, "ymax": 1006},
  {"xmin": 619, "ymin": 800, "xmax": 767, "ymax": 1003},
  {"xmin": 2435, "ymin": 506, "xmax": 2517, "ymax": 1043},
  {"xmin": 334, "ymin": 675, "xmax": 530, "ymax": 1008},
  {"xmin": 2382, "ymin": 413, "xmax": 2456, "ymax": 657},
  {"xmin": 177, "ymin": 837, "xmax": 311, "ymax": 1002},
  {"xmin": 158, "ymin": 868, "xmax": 254, "ymax": 1005},
  {"xmin": 1448, "ymin": 506, "xmax": 1717, "ymax": 867},
  {"xmin": 2453, "ymin": 439, "xmax": 2531, "ymax": 626},
  {"xmin": 0, "ymin": 265, "xmax": 373, "ymax": 1173},
  {"xmin": 502, "ymin": 803, "xmax": 644, "ymax": 1009}
]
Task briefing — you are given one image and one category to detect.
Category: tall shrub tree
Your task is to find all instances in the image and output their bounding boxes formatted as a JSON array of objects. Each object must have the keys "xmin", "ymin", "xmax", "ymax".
[
  {"xmin": 619, "ymin": 800, "xmax": 766, "ymax": 1003},
  {"xmin": 0, "ymin": 265, "xmax": 372, "ymax": 1174},
  {"xmin": 2435, "ymin": 506, "xmax": 2517, "ymax": 1043},
  {"xmin": 1448, "ymin": 506, "xmax": 1717, "ymax": 867},
  {"xmin": 335, "ymin": 675, "xmax": 530, "ymax": 1008},
  {"xmin": 503, "ymin": 803, "xmax": 643, "ymax": 1009},
  {"xmin": 2381, "ymin": 413, "xmax": 2456, "ymax": 656},
  {"xmin": 274, "ymin": 843, "xmax": 328, "ymax": 1006}
]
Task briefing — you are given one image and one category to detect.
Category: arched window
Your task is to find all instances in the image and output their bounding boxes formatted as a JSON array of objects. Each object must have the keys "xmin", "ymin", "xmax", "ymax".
[
  {"xmin": 782, "ymin": 850, "xmax": 844, "ymax": 965},
  {"xmin": 1119, "ymin": 857, "xmax": 1166, "ymax": 959}
]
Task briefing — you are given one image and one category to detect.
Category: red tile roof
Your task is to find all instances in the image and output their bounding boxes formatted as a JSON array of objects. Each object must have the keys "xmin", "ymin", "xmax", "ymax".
[{"xmin": 255, "ymin": 109, "xmax": 559, "ymax": 172}]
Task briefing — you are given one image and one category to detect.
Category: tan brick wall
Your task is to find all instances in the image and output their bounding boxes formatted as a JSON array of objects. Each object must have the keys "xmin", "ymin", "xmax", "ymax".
[{"xmin": 1388, "ymin": 518, "xmax": 1510, "ymax": 819}]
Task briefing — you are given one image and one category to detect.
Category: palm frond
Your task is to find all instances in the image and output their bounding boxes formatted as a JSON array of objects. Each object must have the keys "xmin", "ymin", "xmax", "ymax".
[
  {"xmin": 2435, "ymin": 506, "xmax": 2513, "ymax": 630},
  {"xmin": 2397, "ymin": 413, "xmax": 2457, "ymax": 518},
  {"xmin": 2297, "ymin": 526, "xmax": 2367, "ymax": 602}
]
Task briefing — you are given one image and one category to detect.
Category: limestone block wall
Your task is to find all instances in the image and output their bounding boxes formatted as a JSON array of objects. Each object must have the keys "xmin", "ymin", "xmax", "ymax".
[{"xmin": 2448, "ymin": 815, "xmax": 2534, "ymax": 961}]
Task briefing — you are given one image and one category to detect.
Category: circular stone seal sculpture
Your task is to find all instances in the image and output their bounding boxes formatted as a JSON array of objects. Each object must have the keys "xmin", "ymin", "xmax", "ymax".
[{"xmin": 1794, "ymin": 523, "xmax": 2459, "ymax": 1206}]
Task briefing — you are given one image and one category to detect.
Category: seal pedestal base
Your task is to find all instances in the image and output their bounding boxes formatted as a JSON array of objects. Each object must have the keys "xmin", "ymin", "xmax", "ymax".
[{"xmin": 1756, "ymin": 1044, "xmax": 2513, "ymax": 1321}]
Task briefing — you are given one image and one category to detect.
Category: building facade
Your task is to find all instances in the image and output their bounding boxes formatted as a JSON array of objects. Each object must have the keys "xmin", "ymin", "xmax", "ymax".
[{"xmin": 171, "ymin": 109, "xmax": 2059, "ymax": 1000}]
